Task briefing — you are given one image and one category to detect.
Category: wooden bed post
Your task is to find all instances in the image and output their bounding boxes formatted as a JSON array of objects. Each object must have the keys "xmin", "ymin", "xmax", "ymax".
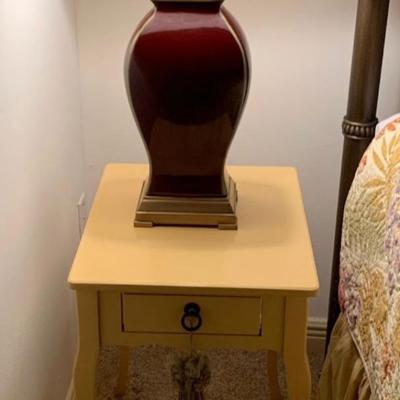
[{"xmin": 326, "ymin": 0, "xmax": 390, "ymax": 351}]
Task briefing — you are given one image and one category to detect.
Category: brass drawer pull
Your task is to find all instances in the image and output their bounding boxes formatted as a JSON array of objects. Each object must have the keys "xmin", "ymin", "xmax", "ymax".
[{"xmin": 181, "ymin": 303, "xmax": 202, "ymax": 332}]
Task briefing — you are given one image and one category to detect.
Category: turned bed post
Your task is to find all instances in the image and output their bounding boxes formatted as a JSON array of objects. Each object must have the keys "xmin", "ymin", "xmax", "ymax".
[{"xmin": 326, "ymin": 0, "xmax": 390, "ymax": 350}]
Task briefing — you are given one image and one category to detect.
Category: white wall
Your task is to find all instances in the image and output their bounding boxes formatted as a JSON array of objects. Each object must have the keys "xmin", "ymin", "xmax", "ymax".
[
  {"xmin": 0, "ymin": 1, "xmax": 84, "ymax": 399},
  {"xmin": 75, "ymin": 0, "xmax": 400, "ymax": 318}
]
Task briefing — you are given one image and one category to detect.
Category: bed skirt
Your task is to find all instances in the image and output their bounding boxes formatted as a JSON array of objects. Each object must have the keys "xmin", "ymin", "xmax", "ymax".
[{"xmin": 318, "ymin": 314, "xmax": 371, "ymax": 400}]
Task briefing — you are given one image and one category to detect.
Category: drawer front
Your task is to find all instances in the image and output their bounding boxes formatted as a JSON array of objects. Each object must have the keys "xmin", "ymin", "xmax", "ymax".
[{"xmin": 122, "ymin": 294, "xmax": 262, "ymax": 336}]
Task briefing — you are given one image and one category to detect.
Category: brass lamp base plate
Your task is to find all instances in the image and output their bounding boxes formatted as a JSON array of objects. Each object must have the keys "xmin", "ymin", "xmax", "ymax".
[{"xmin": 134, "ymin": 176, "xmax": 238, "ymax": 230}]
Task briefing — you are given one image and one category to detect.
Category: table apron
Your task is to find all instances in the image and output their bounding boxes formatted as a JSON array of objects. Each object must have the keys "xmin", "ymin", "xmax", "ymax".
[{"xmin": 98, "ymin": 291, "xmax": 285, "ymax": 352}]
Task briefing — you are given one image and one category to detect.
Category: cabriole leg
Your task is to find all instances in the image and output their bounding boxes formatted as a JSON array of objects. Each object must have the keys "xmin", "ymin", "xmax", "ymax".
[
  {"xmin": 114, "ymin": 346, "xmax": 130, "ymax": 397},
  {"xmin": 283, "ymin": 297, "xmax": 310, "ymax": 400},
  {"xmin": 73, "ymin": 290, "xmax": 100, "ymax": 400}
]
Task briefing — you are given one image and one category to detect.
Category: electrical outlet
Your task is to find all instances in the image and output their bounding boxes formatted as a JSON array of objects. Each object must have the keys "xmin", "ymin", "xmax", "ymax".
[{"xmin": 77, "ymin": 192, "xmax": 87, "ymax": 237}]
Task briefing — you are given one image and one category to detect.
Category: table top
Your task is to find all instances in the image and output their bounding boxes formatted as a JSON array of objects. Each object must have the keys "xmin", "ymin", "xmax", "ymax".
[{"xmin": 68, "ymin": 164, "xmax": 319, "ymax": 295}]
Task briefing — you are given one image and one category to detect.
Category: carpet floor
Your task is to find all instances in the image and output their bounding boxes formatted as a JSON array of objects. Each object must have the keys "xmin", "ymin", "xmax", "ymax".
[{"xmin": 96, "ymin": 345, "xmax": 324, "ymax": 399}]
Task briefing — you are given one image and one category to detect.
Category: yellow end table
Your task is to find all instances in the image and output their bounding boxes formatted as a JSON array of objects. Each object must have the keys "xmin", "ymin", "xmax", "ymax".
[{"xmin": 68, "ymin": 164, "xmax": 319, "ymax": 400}]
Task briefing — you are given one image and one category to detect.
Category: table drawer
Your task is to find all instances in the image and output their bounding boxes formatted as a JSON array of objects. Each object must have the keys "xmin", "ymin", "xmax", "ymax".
[{"xmin": 122, "ymin": 294, "xmax": 262, "ymax": 336}]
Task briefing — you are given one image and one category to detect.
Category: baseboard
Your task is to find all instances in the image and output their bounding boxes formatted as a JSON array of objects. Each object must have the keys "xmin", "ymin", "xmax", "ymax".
[
  {"xmin": 65, "ymin": 380, "xmax": 74, "ymax": 400},
  {"xmin": 307, "ymin": 317, "xmax": 327, "ymax": 355}
]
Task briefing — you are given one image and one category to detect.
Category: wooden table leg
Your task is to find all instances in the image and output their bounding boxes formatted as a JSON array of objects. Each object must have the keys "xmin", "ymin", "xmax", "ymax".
[
  {"xmin": 73, "ymin": 290, "xmax": 100, "ymax": 400},
  {"xmin": 114, "ymin": 346, "xmax": 130, "ymax": 397},
  {"xmin": 267, "ymin": 351, "xmax": 283, "ymax": 400},
  {"xmin": 283, "ymin": 297, "xmax": 311, "ymax": 400}
]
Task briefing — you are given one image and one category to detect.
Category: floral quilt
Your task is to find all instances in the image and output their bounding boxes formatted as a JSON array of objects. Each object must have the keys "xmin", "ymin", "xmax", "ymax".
[{"xmin": 340, "ymin": 114, "xmax": 400, "ymax": 399}]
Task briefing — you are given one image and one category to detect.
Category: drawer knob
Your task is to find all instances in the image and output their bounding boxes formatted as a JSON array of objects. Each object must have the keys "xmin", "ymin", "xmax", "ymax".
[{"xmin": 181, "ymin": 303, "xmax": 202, "ymax": 332}]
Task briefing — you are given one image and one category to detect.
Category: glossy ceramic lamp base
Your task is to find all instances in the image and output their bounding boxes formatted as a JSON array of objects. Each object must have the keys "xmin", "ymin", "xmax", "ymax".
[
  {"xmin": 134, "ymin": 175, "xmax": 238, "ymax": 230},
  {"xmin": 127, "ymin": 0, "xmax": 250, "ymax": 230}
]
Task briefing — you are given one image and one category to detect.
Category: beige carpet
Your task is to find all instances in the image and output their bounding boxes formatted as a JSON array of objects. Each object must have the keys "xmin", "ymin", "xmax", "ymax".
[{"xmin": 96, "ymin": 345, "xmax": 323, "ymax": 399}]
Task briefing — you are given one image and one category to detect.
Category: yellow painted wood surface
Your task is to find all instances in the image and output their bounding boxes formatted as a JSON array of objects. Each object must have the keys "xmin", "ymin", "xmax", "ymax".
[
  {"xmin": 114, "ymin": 346, "xmax": 130, "ymax": 398},
  {"xmin": 99, "ymin": 291, "xmax": 190, "ymax": 349},
  {"xmin": 283, "ymin": 296, "xmax": 311, "ymax": 400},
  {"xmin": 73, "ymin": 290, "xmax": 100, "ymax": 400},
  {"xmin": 68, "ymin": 164, "xmax": 318, "ymax": 295},
  {"xmin": 99, "ymin": 291, "xmax": 285, "ymax": 352},
  {"xmin": 267, "ymin": 350, "xmax": 283, "ymax": 400},
  {"xmin": 69, "ymin": 165, "xmax": 319, "ymax": 400},
  {"xmin": 122, "ymin": 293, "xmax": 261, "ymax": 335}
]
